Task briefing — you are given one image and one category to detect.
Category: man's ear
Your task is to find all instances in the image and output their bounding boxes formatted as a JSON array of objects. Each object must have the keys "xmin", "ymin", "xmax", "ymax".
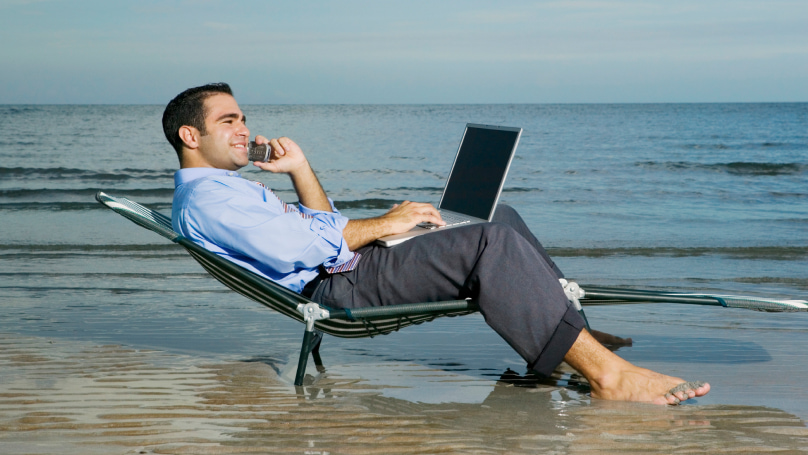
[{"xmin": 178, "ymin": 125, "xmax": 201, "ymax": 150}]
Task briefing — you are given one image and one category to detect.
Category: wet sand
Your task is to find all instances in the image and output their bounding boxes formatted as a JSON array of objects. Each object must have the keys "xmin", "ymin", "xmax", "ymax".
[{"xmin": 2, "ymin": 332, "xmax": 807, "ymax": 454}]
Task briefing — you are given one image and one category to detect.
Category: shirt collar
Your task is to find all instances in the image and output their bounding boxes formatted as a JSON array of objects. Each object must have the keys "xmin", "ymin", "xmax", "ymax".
[{"xmin": 174, "ymin": 168, "xmax": 241, "ymax": 188}]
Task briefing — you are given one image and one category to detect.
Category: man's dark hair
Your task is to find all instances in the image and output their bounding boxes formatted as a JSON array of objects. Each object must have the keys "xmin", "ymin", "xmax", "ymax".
[{"xmin": 162, "ymin": 83, "xmax": 233, "ymax": 158}]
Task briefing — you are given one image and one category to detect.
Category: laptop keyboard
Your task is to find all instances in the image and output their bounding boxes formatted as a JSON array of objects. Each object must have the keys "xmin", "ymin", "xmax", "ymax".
[{"xmin": 417, "ymin": 211, "xmax": 471, "ymax": 230}]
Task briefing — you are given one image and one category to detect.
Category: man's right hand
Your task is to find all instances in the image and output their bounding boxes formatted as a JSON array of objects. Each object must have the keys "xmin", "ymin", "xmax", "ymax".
[
  {"xmin": 252, "ymin": 136, "xmax": 309, "ymax": 176},
  {"xmin": 252, "ymin": 136, "xmax": 333, "ymax": 212}
]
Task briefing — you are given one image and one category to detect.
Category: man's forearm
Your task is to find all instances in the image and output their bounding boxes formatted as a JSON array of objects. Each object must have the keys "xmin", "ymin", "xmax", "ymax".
[
  {"xmin": 256, "ymin": 137, "xmax": 332, "ymax": 212},
  {"xmin": 289, "ymin": 164, "xmax": 332, "ymax": 212},
  {"xmin": 343, "ymin": 218, "xmax": 392, "ymax": 250}
]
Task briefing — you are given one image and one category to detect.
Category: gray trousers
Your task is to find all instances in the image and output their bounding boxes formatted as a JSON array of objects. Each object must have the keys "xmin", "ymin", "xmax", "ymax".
[{"xmin": 311, "ymin": 205, "xmax": 585, "ymax": 376}]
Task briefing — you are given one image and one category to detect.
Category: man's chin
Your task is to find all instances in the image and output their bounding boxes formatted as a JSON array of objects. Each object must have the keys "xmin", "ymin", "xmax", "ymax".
[
  {"xmin": 220, "ymin": 161, "xmax": 246, "ymax": 171},
  {"xmin": 231, "ymin": 153, "xmax": 250, "ymax": 169}
]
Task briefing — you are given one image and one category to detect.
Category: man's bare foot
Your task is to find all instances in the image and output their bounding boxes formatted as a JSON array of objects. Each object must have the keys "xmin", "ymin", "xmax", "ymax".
[
  {"xmin": 563, "ymin": 329, "xmax": 711, "ymax": 405},
  {"xmin": 589, "ymin": 363, "xmax": 710, "ymax": 405}
]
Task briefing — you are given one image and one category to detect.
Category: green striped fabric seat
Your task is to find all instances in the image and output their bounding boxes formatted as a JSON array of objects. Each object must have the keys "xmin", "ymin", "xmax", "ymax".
[{"xmin": 96, "ymin": 191, "xmax": 480, "ymax": 385}]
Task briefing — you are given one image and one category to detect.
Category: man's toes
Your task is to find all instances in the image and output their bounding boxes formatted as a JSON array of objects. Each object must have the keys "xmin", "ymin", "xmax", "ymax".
[
  {"xmin": 668, "ymin": 381, "xmax": 706, "ymax": 396},
  {"xmin": 664, "ymin": 393, "xmax": 681, "ymax": 405},
  {"xmin": 664, "ymin": 381, "xmax": 709, "ymax": 405}
]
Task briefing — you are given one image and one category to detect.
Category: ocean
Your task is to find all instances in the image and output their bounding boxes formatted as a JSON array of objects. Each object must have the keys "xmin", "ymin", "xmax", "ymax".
[{"xmin": 1, "ymin": 103, "xmax": 807, "ymax": 453}]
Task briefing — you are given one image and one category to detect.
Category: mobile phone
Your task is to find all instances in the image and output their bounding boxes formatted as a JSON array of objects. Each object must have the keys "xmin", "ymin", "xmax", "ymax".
[{"xmin": 248, "ymin": 141, "xmax": 271, "ymax": 162}]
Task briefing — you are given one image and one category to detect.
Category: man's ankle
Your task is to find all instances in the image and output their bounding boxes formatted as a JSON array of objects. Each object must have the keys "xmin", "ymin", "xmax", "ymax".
[{"xmin": 562, "ymin": 329, "xmax": 629, "ymax": 389}]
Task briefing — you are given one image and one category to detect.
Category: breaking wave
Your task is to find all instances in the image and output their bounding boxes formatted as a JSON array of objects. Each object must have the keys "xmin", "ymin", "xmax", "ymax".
[
  {"xmin": 0, "ymin": 166, "xmax": 174, "ymax": 181},
  {"xmin": 548, "ymin": 246, "xmax": 808, "ymax": 261},
  {"xmin": 635, "ymin": 161, "xmax": 807, "ymax": 176}
]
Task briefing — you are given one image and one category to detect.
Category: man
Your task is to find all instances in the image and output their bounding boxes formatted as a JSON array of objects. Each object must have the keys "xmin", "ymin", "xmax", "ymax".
[{"xmin": 165, "ymin": 83, "xmax": 710, "ymax": 405}]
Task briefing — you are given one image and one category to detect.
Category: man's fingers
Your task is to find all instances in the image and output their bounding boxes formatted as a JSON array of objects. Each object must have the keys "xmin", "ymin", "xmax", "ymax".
[
  {"xmin": 268, "ymin": 138, "xmax": 284, "ymax": 156},
  {"xmin": 424, "ymin": 213, "xmax": 445, "ymax": 226},
  {"xmin": 412, "ymin": 202, "xmax": 444, "ymax": 224},
  {"xmin": 391, "ymin": 201, "xmax": 444, "ymax": 225},
  {"xmin": 253, "ymin": 161, "xmax": 278, "ymax": 173},
  {"xmin": 418, "ymin": 207, "xmax": 444, "ymax": 225}
]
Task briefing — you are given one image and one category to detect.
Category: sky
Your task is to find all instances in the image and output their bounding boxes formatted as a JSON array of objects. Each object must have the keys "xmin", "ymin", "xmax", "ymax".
[{"xmin": 1, "ymin": 0, "xmax": 806, "ymax": 104}]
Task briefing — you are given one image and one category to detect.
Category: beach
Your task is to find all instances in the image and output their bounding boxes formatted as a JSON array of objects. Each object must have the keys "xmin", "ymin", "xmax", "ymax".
[
  {"xmin": 2, "ymin": 325, "xmax": 807, "ymax": 454},
  {"xmin": 1, "ymin": 103, "xmax": 807, "ymax": 453}
]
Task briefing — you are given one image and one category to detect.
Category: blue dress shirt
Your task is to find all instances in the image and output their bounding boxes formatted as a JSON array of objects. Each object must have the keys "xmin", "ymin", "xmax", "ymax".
[{"xmin": 172, "ymin": 168, "xmax": 354, "ymax": 293}]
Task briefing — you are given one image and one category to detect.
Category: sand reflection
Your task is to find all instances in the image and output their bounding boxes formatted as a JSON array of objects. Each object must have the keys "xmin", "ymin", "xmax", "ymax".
[{"xmin": 1, "ymin": 333, "xmax": 805, "ymax": 454}]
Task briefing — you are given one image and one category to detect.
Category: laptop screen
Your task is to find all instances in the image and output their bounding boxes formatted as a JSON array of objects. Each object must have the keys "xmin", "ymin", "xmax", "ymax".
[{"xmin": 439, "ymin": 124, "xmax": 521, "ymax": 220}]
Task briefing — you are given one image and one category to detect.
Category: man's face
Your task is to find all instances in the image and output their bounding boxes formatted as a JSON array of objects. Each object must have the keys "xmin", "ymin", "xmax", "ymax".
[{"xmin": 196, "ymin": 93, "xmax": 250, "ymax": 170}]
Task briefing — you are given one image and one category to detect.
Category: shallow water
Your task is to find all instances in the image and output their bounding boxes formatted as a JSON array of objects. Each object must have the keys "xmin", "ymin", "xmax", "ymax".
[
  {"xmin": 2, "ymin": 333, "xmax": 807, "ymax": 454},
  {"xmin": 1, "ymin": 103, "xmax": 807, "ymax": 451}
]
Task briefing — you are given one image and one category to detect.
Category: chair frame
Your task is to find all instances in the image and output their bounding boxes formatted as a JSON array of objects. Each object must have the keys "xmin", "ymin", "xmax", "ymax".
[{"xmin": 96, "ymin": 191, "xmax": 480, "ymax": 385}]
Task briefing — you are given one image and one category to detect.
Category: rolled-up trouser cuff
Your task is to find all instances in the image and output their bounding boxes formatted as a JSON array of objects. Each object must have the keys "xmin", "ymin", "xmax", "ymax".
[{"xmin": 528, "ymin": 305, "xmax": 586, "ymax": 376}]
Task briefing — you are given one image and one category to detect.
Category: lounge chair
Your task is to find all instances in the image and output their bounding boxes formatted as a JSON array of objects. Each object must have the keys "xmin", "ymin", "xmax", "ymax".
[
  {"xmin": 96, "ymin": 191, "xmax": 486, "ymax": 385},
  {"xmin": 97, "ymin": 191, "xmax": 804, "ymax": 385}
]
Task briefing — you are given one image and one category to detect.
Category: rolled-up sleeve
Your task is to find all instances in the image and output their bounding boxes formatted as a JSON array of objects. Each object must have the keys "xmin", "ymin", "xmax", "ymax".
[{"xmin": 299, "ymin": 200, "xmax": 354, "ymax": 268}]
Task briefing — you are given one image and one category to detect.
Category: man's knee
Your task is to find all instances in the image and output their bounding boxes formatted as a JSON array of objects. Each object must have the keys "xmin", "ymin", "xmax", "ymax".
[
  {"xmin": 493, "ymin": 204, "xmax": 518, "ymax": 223},
  {"xmin": 479, "ymin": 221, "xmax": 521, "ymax": 245}
]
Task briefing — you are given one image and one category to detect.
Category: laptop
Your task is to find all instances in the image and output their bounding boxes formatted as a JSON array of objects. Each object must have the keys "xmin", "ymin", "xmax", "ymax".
[{"xmin": 377, "ymin": 123, "xmax": 522, "ymax": 247}]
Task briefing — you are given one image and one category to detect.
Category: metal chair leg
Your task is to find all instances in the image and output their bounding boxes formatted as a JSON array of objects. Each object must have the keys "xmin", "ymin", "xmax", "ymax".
[
  {"xmin": 311, "ymin": 336, "xmax": 325, "ymax": 373},
  {"xmin": 294, "ymin": 329, "xmax": 323, "ymax": 386}
]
